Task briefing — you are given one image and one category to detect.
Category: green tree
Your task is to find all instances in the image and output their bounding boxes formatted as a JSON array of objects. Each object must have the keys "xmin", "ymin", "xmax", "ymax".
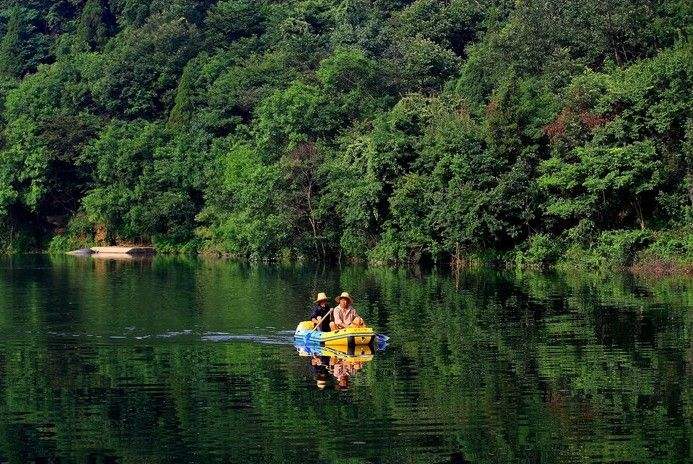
[
  {"xmin": 204, "ymin": 0, "xmax": 265, "ymax": 45},
  {"xmin": 0, "ymin": 6, "xmax": 49, "ymax": 78},
  {"xmin": 76, "ymin": 0, "xmax": 116, "ymax": 50},
  {"xmin": 89, "ymin": 14, "xmax": 199, "ymax": 118},
  {"xmin": 540, "ymin": 45, "xmax": 692, "ymax": 234}
]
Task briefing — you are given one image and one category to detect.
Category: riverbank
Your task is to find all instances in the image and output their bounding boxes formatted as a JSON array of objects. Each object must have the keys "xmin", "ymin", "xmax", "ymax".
[
  {"xmin": 0, "ymin": 223, "xmax": 693, "ymax": 277},
  {"xmin": 2, "ymin": 231, "xmax": 690, "ymax": 278}
]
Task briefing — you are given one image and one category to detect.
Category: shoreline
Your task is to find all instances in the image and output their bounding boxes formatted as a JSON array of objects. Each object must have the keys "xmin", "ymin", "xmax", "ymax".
[{"xmin": 3, "ymin": 249, "xmax": 691, "ymax": 278}]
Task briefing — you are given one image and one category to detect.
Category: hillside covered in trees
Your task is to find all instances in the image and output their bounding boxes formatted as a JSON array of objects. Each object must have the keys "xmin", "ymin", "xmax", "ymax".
[{"xmin": 0, "ymin": 0, "xmax": 690, "ymax": 270}]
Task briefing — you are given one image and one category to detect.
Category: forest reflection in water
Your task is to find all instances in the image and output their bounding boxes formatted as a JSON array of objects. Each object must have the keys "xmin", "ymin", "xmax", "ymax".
[{"xmin": 0, "ymin": 255, "xmax": 689, "ymax": 463}]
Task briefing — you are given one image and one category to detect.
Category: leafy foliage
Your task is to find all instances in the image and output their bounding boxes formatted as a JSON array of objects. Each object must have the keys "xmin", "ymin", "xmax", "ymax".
[{"xmin": 0, "ymin": 0, "xmax": 689, "ymax": 268}]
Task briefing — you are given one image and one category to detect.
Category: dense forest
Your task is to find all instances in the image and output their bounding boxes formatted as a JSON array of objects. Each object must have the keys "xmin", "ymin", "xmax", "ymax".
[{"xmin": 0, "ymin": 0, "xmax": 690, "ymax": 270}]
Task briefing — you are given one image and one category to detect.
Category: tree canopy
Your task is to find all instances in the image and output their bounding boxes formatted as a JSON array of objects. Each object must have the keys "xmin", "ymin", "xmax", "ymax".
[{"xmin": 0, "ymin": 0, "xmax": 690, "ymax": 269}]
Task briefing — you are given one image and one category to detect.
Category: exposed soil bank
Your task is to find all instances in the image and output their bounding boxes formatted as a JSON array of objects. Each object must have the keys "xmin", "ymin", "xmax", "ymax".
[{"xmin": 629, "ymin": 259, "xmax": 693, "ymax": 277}]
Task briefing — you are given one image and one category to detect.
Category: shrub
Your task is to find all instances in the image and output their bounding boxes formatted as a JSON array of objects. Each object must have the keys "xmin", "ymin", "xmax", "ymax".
[
  {"xmin": 636, "ymin": 228, "xmax": 693, "ymax": 265},
  {"xmin": 595, "ymin": 230, "xmax": 653, "ymax": 266},
  {"xmin": 558, "ymin": 229, "xmax": 653, "ymax": 270},
  {"xmin": 47, "ymin": 213, "xmax": 95, "ymax": 253},
  {"xmin": 515, "ymin": 233, "xmax": 564, "ymax": 269}
]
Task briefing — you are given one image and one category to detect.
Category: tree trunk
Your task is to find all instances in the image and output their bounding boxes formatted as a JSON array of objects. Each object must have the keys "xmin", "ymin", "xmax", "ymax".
[
  {"xmin": 306, "ymin": 180, "xmax": 322, "ymax": 258},
  {"xmin": 633, "ymin": 198, "xmax": 645, "ymax": 230}
]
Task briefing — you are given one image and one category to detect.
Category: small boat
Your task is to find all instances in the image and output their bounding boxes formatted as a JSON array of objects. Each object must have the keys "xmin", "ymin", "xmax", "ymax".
[{"xmin": 294, "ymin": 321, "xmax": 376, "ymax": 348}]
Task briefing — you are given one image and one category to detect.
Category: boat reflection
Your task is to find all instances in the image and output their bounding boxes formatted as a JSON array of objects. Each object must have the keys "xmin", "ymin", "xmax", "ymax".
[{"xmin": 295, "ymin": 342, "xmax": 386, "ymax": 390}]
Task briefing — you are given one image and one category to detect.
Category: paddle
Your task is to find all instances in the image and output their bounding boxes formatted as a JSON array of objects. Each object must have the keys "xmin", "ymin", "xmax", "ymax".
[{"xmin": 306, "ymin": 307, "xmax": 334, "ymax": 341}]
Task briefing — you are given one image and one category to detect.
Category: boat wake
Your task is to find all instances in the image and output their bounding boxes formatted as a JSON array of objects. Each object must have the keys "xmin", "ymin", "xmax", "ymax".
[
  {"xmin": 200, "ymin": 331, "xmax": 295, "ymax": 345},
  {"xmin": 44, "ymin": 328, "xmax": 296, "ymax": 346}
]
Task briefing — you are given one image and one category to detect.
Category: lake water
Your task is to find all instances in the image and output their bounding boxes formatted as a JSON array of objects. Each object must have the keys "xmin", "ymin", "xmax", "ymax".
[{"xmin": 0, "ymin": 255, "xmax": 689, "ymax": 463}]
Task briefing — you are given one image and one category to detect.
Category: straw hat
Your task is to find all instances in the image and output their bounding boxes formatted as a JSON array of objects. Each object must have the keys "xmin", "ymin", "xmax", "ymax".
[
  {"xmin": 315, "ymin": 292, "xmax": 329, "ymax": 303},
  {"xmin": 335, "ymin": 292, "xmax": 353, "ymax": 304}
]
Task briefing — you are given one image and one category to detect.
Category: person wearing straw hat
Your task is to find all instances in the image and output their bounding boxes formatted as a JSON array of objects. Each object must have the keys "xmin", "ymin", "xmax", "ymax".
[
  {"xmin": 310, "ymin": 292, "xmax": 332, "ymax": 332},
  {"xmin": 329, "ymin": 292, "xmax": 364, "ymax": 330}
]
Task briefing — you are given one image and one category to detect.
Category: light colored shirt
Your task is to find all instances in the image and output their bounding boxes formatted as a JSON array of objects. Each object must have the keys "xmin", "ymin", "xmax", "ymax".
[
  {"xmin": 332, "ymin": 361, "xmax": 356, "ymax": 379},
  {"xmin": 333, "ymin": 305, "xmax": 359, "ymax": 328}
]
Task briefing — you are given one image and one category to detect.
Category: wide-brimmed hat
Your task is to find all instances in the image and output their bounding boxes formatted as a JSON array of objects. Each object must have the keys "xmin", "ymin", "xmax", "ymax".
[
  {"xmin": 335, "ymin": 292, "xmax": 353, "ymax": 304},
  {"xmin": 315, "ymin": 292, "xmax": 329, "ymax": 303}
]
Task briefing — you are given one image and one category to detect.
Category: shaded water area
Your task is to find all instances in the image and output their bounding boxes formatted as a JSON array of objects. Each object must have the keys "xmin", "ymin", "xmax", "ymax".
[{"xmin": 0, "ymin": 255, "xmax": 690, "ymax": 463}]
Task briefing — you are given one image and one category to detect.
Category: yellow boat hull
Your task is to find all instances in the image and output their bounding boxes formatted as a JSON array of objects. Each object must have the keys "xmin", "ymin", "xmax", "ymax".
[
  {"xmin": 295, "ymin": 344, "xmax": 374, "ymax": 362},
  {"xmin": 322, "ymin": 328, "xmax": 374, "ymax": 347},
  {"xmin": 294, "ymin": 321, "xmax": 375, "ymax": 347}
]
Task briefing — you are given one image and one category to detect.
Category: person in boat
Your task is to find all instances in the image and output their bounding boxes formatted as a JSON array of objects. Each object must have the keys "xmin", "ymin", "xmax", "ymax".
[
  {"xmin": 310, "ymin": 292, "xmax": 332, "ymax": 332},
  {"xmin": 329, "ymin": 292, "xmax": 364, "ymax": 331}
]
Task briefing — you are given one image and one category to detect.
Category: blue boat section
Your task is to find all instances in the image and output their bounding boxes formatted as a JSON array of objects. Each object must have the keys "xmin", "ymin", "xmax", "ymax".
[
  {"xmin": 293, "ymin": 330, "xmax": 323, "ymax": 345},
  {"xmin": 375, "ymin": 334, "xmax": 389, "ymax": 351}
]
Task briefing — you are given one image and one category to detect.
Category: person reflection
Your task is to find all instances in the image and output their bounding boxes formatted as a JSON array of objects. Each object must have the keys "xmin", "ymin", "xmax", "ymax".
[
  {"xmin": 329, "ymin": 356, "xmax": 364, "ymax": 390},
  {"xmin": 310, "ymin": 355, "xmax": 331, "ymax": 389}
]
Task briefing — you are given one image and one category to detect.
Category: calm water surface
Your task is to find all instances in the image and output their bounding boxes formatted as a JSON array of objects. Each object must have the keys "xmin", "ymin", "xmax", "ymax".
[{"xmin": 0, "ymin": 255, "xmax": 690, "ymax": 463}]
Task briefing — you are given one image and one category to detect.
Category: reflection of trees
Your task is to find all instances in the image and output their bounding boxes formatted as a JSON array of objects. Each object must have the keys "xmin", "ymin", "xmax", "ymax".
[
  {"xmin": 346, "ymin": 268, "xmax": 689, "ymax": 463},
  {"xmin": 0, "ymin": 257, "xmax": 687, "ymax": 463}
]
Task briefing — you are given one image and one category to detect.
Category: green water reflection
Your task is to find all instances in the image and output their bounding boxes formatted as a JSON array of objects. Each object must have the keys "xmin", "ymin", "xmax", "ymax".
[{"xmin": 0, "ymin": 255, "xmax": 689, "ymax": 463}]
